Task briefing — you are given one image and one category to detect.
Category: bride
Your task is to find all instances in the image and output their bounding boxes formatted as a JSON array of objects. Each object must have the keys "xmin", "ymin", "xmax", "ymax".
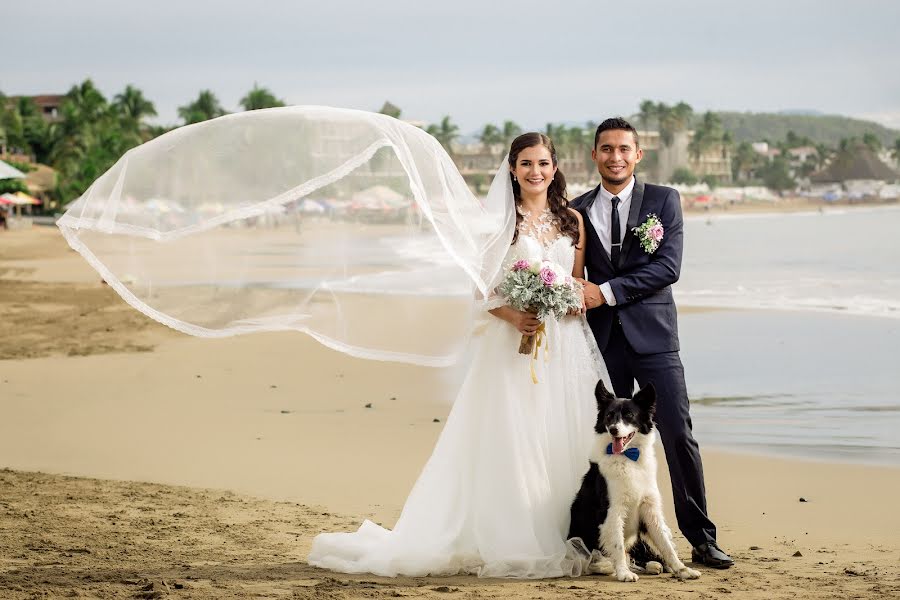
[
  {"xmin": 54, "ymin": 109, "xmax": 611, "ymax": 580},
  {"xmin": 308, "ymin": 132, "xmax": 611, "ymax": 578}
]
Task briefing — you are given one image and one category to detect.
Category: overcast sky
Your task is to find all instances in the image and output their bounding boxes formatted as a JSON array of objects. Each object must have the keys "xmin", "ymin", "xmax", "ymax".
[{"xmin": 5, "ymin": 0, "xmax": 900, "ymax": 133}]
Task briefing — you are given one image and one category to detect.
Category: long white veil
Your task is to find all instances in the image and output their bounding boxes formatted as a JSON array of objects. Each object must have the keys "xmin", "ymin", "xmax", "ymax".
[{"xmin": 57, "ymin": 106, "xmax": 515, "ymax": 366}]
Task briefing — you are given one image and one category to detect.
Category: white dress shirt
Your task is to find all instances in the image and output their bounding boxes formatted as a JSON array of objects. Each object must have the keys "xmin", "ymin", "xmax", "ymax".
[{"xmin": 586, "ymin": 176, "xmax": 636, "ymax": 306}]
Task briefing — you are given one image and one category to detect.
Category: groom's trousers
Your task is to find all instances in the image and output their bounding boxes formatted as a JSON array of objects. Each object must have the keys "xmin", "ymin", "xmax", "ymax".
[{"xmin": 602, "ymin": 319, "xmax": 717, "ymax": 548}]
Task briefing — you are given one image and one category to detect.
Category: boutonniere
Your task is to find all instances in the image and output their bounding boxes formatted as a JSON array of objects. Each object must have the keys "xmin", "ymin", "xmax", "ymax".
[{"xmin": 632, "ymin": 214, "xmax": 664, "ymax": 254}]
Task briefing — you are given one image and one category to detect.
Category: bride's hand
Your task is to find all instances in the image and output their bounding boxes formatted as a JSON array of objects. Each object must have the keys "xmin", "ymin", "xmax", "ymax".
[
  {"xmin": 510, "ymin": 309, "xmax": 541, "ymax": 335},
  {"xmin": 567, "ymin": 287, "xmax": 587, "ymax": 315}
]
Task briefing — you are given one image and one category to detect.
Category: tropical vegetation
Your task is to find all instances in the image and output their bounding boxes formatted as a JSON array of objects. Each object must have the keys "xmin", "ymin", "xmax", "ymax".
[{"xmin": 2, "ymin": 83, "xmax": 898, "ymax": 209}]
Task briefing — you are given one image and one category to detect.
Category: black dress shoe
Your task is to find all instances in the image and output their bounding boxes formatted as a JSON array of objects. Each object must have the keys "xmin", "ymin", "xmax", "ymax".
[{"xmin": 691, "ymin": 542, "xmax": 734, "ymax": 569}]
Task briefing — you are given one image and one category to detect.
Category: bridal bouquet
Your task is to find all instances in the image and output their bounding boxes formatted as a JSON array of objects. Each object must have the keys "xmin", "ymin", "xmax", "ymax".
[{"xmin": 498, "ymin": 259, "xmax": 583, "ymax": 355}]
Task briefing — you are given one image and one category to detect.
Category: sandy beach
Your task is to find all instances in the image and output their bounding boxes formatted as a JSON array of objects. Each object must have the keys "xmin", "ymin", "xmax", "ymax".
[{"xmin": 1, "ymin": 226, "xmax": 898, "ymax": 599}]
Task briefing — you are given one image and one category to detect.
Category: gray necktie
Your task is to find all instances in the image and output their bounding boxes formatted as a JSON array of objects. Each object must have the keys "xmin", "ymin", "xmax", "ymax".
[{"xmin": 610, "ymin": 196, "xmax": 621, "ymax": 267}]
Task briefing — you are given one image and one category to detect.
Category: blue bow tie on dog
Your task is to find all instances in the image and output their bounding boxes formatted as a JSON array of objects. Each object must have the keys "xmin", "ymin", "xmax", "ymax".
[{"xmin": 606, "ymin": 444, "xmax": 640, "ymax": 461}]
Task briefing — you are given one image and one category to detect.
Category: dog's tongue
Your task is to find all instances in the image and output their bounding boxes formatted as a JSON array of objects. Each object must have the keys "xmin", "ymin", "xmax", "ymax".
[{"xmin": 612, "ymin": 437, "xmax": 627, "ymax": 454}]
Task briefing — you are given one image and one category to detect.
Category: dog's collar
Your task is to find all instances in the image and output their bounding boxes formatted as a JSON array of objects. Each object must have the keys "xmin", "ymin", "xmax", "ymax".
[{"xmin": 606, "ymin": 444, "xmax": 640, "ymax": 462}]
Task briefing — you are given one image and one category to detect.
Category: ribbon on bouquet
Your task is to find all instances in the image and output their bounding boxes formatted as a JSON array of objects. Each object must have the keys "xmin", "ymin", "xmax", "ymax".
[{"xmin": 529, "ymin": 322, "xmax": 549, "ymax": 384}]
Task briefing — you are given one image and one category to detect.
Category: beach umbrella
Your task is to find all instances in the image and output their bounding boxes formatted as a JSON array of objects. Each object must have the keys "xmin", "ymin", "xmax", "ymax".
[
  {"xmin": 0, "ymin": 159, "xmax": 26, "ymax": 180},
  {"xmin": 14, "ymin": 191, "xmax": 42, "ymax": 205},
  {"xmin": 143, "ymin": 197, "xmax": 186, "ymax": 213},
  {"xmin": 351, "ymin": 184, "xmax": 405, "ymax": 206},
  {"xmin": 298, "ymin": 198, "xmax": 326, "ymax": 213},
  {"xmin": 0, "ymin": 193, "xmax": 17, "ymax": 205}
]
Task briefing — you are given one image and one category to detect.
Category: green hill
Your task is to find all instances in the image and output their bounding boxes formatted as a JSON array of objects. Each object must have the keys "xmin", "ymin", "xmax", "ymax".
[{"xmin": 711, "ymin": 112, "xmax": 899, "ymax": 146}]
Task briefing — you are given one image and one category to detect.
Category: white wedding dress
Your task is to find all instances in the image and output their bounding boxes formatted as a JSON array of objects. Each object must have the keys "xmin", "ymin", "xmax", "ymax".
[{"xmin": 308, "ymin": 220, "xmax": 611, "ymax": 579}]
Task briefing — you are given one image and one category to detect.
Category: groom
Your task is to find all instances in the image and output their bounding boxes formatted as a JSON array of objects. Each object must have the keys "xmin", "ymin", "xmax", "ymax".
[{"xmin": 570, "ymin": 117, "xmax": 733, "ymax": 569}]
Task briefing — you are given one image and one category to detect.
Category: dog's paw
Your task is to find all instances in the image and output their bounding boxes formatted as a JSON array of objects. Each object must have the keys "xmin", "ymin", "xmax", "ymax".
[
  {"xmin": 673, "ymin": 566, "xmax": 701, "ymax": 580},
  {"xmin": 588, "ymin": 552, "xmax": 614, "ymax": 575},
  {"xmin": 642, "ymin": 560, "xmax": 663, "ymax": 575},
  {"xmin": 615, "ymin": 569, "xmax": 639, "ymax": 582}
]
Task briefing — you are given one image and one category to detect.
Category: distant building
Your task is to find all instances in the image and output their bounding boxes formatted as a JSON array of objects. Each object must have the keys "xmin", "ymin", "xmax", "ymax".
[
  {"xmin": 450, "ymin": 127, "xmax": 733, "ymax": 190},
  {"xmin": 6, "ymin": 94, "xmax": 65, "ymax": 123},
  {"xmin": 687, "ymin": 139, "xmax": 733, "ymax": 184},
  {"xmin": 647, "ymin": 130, "xmax": 732, "ymax": 184},
  {"xmin": 751, "ymin": 142, "xmax": 769, "ymax": 155},
  {"xmin": 451, "ymin": 143, "xmax": 504, "ymax": 192},
  {"xmin": 788, "ymin": 146, "xmax": 818, "ymax": 165}
]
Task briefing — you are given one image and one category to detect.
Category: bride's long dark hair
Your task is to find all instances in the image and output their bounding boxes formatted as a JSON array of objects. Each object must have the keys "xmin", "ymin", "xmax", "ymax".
[{"xmin": 508, "ymin": 132, "xmax": 579, "ymax": 245}]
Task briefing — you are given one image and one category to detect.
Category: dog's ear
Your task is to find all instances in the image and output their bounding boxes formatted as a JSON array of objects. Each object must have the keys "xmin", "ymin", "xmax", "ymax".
[
  {"xmin": 633, "ymin": 382, "xmax": 657, "ymax": 412},
  {"xmin": 595, "ymin": 379, "xmax": 615, "ymax": 410}
]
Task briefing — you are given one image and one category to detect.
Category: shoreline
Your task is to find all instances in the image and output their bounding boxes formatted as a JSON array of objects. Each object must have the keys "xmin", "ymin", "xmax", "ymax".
[
  {"xmin": 682, "ymin": 196, "xmax": 898, "ymax": 217},
  {"xmin": 19, "ymin": 195, "xmax": 900, "ymax": 227}
]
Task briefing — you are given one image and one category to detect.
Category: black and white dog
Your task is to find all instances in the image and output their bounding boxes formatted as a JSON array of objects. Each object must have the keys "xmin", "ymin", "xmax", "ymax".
[{"xmin": 569, "ymin": 380, "xmax": 701, "ymax": 582}]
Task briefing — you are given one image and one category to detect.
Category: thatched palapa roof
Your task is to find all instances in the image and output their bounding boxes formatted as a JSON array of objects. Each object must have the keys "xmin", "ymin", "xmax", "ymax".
[
  {"xmin": 811, "ymin": 143, "xmax": 898, "ymax": 183},
  {"xmin": 25, "ymin": 164, "xmax": 58, "ymax": 194}
]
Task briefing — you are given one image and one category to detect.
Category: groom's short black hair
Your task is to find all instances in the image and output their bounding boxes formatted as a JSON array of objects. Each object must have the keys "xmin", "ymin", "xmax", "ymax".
[{"xmin": 594, "ymin": 117, "xmax": 640, "ymax": 149}]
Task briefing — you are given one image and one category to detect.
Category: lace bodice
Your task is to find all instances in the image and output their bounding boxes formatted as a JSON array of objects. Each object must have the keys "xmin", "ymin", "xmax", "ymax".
[
  {"xmin": 505, "ymin": 234, "xmax": 576, "ymax": 274},
  {"xmin": 516, "ymin": 207, "xmax": 567, "ymax": 248}
]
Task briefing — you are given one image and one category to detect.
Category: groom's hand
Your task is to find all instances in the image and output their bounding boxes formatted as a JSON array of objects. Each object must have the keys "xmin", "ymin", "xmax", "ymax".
[{"xmin": 576, "ymin": 278, "xmax": 605, "ymax": 309}]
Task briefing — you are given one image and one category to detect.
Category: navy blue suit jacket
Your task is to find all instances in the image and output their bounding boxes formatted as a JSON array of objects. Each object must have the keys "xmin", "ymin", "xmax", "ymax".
[{"xmin": 570, "ymin": 178, "xmax": 683, "ymax": 355}]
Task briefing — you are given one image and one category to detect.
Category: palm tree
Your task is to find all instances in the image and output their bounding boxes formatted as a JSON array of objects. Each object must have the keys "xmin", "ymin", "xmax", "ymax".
[
  {"xmin": 0, "ymin": 92, "xmax": 26, "ymax": 153},
  {"xmin": 426, "ymin": 116, "xmax": 459, "ymax": 153},
  {"xmin": 862, "ymin": 132, "xmax": 882, "ymax": 153},
  {"xmin": 566, "ymin": 126, "xmax": 587, "ymax": 148},
  {"xmin": 688, "ymin": 111, "xmax": 724, "ymax": 160},
  {"xmin": 671, "ymin": 102, "xmax": 694, "ymax": 130},
  {"xmin": 0, "ymin": 93, "xmax": 7, "ymax": 154},
  {"xmin": 814, "ymin": 142, "xmax": 833, "ymax": 170},
  {"xmin": 178, "ymin": 90, "xmax": 226, "ymax": 125},
  {"xmin": 637, "ymin": 100, "xmax": 656, "ymax": 132},
  {"xmin": 49, "ymin": 79, "xmax": 110, "ymax": 176},
  {"xmin": 731, "ymin": 141, "xmax": 763, "ymax": 182},
  {"xmin": 479, "ymin": 123, "xmax": 503, "ymax": 146},
  {"xmin": 502, "ymin": 120, "xmax": 522, "ymax": 145},
  {"xmin": 656, "ymin": 101, "xmax": 693, "ymax": 147},
  {"xmin": 544, "ymin": 123, "xmax": 566, "ymax": 145},
  {"xmin": 239, "ymin": 83, "xmax": 285, "ymax": 111},
  {"xmin": 558, "ymin": 126, "xmax": 587, "ymax": 158},
  {"xmin": 63, "ymin": 79, "xmax": 109, "ymax": 126},
  {"xmin": 379, "ymin": 101, "xmax": 401, "ymax": 119},
  {"xmin": 113, "ymin": 85, "xmax": 157, "ymax": 122}
]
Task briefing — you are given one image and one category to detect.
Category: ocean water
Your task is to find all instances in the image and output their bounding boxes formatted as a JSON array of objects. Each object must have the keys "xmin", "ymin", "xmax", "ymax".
[
  {"xmin": 678, "ymin": 205, "xmax": 900, "ymax": 319},
  {"xmin": 676, "ymin": 206, "xmax": 900, "ymax": 465},
  {"xmin": 145, "ymin": 205, "xmax": 900, "ymax": 464}
]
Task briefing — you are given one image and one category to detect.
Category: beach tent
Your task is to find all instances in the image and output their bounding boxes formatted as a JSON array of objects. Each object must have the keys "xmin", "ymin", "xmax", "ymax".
[
  {"xmin": 0, "ymin": 159, "xmax": 26, "ymax": 180},
  {"xmin": 298, "ymin": 198, "xmax": 326, "ymax": 213},
  {"xmin": 351, "ymin": 184, "xmax": 406, "ymax": 208},
  {"xmin": 14, "ymin": 191, "xmax": 42, "ymax": 205},
  {"xmin": 0, "ymin": 191, "xmax": 39, "ymax": 221},
  {"xmin": 0, "ymin": 192, "xmax": 42, "ymax": 206}
]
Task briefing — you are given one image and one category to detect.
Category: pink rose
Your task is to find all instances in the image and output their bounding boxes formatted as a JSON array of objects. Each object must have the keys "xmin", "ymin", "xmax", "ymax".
[
  {"xmin": 512, "ymin": 259, "xmax": 530, "ymax": 271},
  {"xmin": 539, "ymin": 267, "xmax": 557, "ymax": 286},
  {"xmin": 648, "ymin": 224, "xmax": 664, "ymax": 242}
]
